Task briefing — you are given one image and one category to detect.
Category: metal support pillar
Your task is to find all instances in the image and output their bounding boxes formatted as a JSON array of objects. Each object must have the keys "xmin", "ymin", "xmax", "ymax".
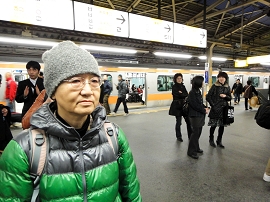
[
  {"xmin": 158, "ymin": 0, "xmax": 161, "ymax": 19},
  {"xmin": 204, "ymin": 43, "xmax": 215, "ymax": 105},
  {"xmin": 172, "ymin": 0, "xmax": 176, "ymax": 22},
  {"xmin": 207, "ymin": 44, "xmax": 215, "ymax": 87}
]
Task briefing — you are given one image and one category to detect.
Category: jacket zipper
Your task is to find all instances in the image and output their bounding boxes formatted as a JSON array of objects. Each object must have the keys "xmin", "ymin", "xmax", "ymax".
[{"xmin": 79, "ymin": 139, "xmax": 87, "ymax": 202}]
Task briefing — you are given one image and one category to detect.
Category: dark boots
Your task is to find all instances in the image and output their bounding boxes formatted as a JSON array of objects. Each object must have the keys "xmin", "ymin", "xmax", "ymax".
[{"xmin": 209, "ymin": 126, "xmax": 225, "ymax": 149}]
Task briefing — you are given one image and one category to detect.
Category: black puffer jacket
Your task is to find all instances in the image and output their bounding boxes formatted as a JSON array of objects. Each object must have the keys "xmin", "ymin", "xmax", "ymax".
[
  {"xmin": 206, "ymin": 82, "xmax": 231, "ymax": 119},
  {"xmin": 169, "ymin": 83, "xmax": 188, "ymax": 117}
]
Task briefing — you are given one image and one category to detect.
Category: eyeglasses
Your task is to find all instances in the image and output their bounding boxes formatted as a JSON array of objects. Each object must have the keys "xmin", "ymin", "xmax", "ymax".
[{"xmin": 63, "ymin": 77, "xmax": 102, "ymax": 89}]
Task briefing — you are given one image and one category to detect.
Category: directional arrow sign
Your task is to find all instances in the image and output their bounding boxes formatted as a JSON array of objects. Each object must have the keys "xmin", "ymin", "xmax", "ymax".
[
  {"xmin": 116, "ymin": 15, "xmax": 126, "ymax": 24},
  {"xmin": 129, "ymin": 13, "xmax": 173, "ymax": 43},
  {"xmin": 173, "ymin": 23, "xmax": 207, "ymax": 48},
  {"xmin": 74, "ymin": 2, "xmax": 128, "ymax": 37},
  {"xmin": 165, "ymin": 24, "xmax": 171, "ymax": 32}
]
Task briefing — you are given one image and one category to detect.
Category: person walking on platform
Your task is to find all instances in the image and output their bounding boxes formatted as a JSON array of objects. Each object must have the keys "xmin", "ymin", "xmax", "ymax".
[
  {"xmin": 169, "ymin": 73, "xmax": 192, "ymax": 142},
  {"xmin": 4, "ymin": 72, "xmax": 17, "ymax": 112},
  {"xmin": 111, "ymin": 74, "xmax": 129, "ymax": 116},
  {"xmin": 243, "ymin": 80, "xmax": 258, "ymax": 110},
  {"xmin": 103, "ymin": 74, "xmax": 112, "ymax": 115},
  {"xmin": 15, "ymin": 61, "xmax": 45, "ymax": 118},
  {"xmin": 206, "ymin": 72, "xmax": 231, "ymax": 149},
  {"xmin": 187, "ymin": 76, "xmax": 209, "ymax": 159},
  {"xmin": 231, "ymin": 79, "xmax": 243, "ymax": 105},
  {"xmin": 0, "ymin": 41, "xmax": 141, "ymax": 201}
]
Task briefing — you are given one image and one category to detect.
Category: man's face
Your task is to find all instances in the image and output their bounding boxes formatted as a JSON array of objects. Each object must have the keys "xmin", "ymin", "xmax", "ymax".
[
  {"xmin": 27, "ymin": 67, "xmax": 39, "ymax": 79},
  {"xmin": 118, "ymin": 76, "xmax": 122, "ymax": 82},
  {"xmin": 236, "ymin": 80, "xmax": 240, "ymax": 84}
]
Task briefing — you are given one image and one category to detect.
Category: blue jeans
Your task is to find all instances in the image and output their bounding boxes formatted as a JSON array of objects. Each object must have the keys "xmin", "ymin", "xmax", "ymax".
[
  {"xmin": 6, "ymin": 99, "xmax": 14, "ymax": 112},
  {"xmin": 234, "ymin": 93, "xmax": 240, "ymax": 103}
]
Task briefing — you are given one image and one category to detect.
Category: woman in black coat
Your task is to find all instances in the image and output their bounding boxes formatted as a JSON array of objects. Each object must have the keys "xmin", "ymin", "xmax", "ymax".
[
  {"xmin": 187, "ymin": 76, "xmax": 209, "ymax": 159},
  {"xmin": 169, "ymin": 73, "xmax": 192, "ymax": 142},
  {"xmin": 0, "ymin": 104, "xmax": 13, "ymax": 151},
  {"xmin": 206, "ymin": 72, "xmax": 231, "ymax": 148}
]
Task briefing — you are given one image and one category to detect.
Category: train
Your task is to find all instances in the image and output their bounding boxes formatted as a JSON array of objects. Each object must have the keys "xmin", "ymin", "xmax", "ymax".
[{"xmin": 0, "ymin": 62, "xmax": 269, "ymax": 113}]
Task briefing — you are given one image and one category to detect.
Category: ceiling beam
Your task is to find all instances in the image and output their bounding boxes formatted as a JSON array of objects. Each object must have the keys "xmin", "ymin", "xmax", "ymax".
[
  {"xmin": 257, "ymin": 0, "xmax": 270, "ymax": 6},
  {"xmin": 107, "ymin": 0, "xmax": 115, "ymax": 9},
  {"xmin": 127, "ymin": 0, "xmax": 142, "ymax": 12},
  {"xmin": 137, "ymin": 0, "xmax": 195, "ymax": 15},
  {"xmin": 186, "ymin": 0, "xmax": 259, "ymax": 25},
  {"xmin": 186, "ymin": 0, "xmax": 226, "ymax": 25},
  {"xmin": 215, "ymin": 8, "xmax": 270, "ymax": 39},
  {"xmin": 214, "ymin": 1, "xmax": 230, "ymax": 36}
]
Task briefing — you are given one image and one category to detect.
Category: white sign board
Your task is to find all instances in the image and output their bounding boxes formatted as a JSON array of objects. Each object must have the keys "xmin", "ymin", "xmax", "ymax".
[
  {"xmin": 174, "ymin": 24, "xmax": 207, "ymax": 48},
  {"xmin": 74, "ymin": 2, "xmax": 128, "ymax": 37},
  {"xmin": 129, "ymin": 13, "xmax": 173, "ymax": 43},
  {"xmin": 0, "ymin": 0, "xmax": 74, "ymax": 30}
]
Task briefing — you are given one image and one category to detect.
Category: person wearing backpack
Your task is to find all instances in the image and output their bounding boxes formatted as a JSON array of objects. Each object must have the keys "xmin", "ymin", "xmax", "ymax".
[
  {"xmin": 111, "ymin": 74, "xmax": 129, "ymax": 116},
  {"xmin": 0, "ymin": 41, "xmax": 141, "ymax": 202},
  {"xmin": 243, "ymin": 80, "xmax": 258, "ymax": 110},
  {"xmin": 169, "ymin": 73, "xmax": 192, "ymax": 142},
  {"xmin": 187, "ymin": 76, "xmax": 209, "ymax": 159}
]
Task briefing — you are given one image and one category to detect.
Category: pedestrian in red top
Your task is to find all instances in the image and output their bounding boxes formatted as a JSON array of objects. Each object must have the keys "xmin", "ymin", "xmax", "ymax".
[{"xmin": 5, "ymin": 72, "xmax": 17, "ymax": 112}]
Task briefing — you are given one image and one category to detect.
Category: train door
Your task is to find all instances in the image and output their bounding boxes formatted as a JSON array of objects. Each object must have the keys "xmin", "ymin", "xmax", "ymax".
[{"xmin": 125, "ymin": 72, "xmax": 146, "ymax": 108}]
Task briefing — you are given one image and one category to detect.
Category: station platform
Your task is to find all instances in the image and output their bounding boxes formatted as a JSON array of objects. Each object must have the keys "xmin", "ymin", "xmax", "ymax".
[{"xmin": 9, "ymin": 103, "xmax": 270, "ymax": 201}]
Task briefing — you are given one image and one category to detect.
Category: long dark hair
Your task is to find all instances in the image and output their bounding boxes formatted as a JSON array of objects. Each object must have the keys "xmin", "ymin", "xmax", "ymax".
[{"xmin": 192, "ymin": 76, "xmax": 204, "ymax": 90}]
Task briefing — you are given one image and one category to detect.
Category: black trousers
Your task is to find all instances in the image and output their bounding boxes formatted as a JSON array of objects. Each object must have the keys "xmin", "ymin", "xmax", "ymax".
[
  {"xmin": 188, "ymin": 126, "xmax": 203, "ymax": 156},
  {"xmin": 175, "ymin": 116, "xmax": 192, "ymax": 139},
  {"xmin": 113, "ymin": 97, "xmax": 129, "ymax": 114},
  {"xmin": 245, "ymin": 98, "xmax": 250, "ymax": 109}
]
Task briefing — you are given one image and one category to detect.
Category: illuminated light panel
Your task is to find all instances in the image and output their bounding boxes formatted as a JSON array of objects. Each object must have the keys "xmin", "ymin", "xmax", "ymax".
[
  {"xmin": 198, "ymin": 56, "xmax": 227, "ymax": 61},
  {"xmin": 154, "ymin": 52, "xmax": 192, "ymax": 59},
  {"xmin": 261, "ymin": 62, "xmax": 270, "ymax": 66},
  {"xmin": 80, "ymin": 45, "xmax": 137, "ymax": 54},
  {"xmin": 247, "ymin": 55, "xmax": 270, "ymax": 64},
  {"xmin": 0, "ymin": 36, "xmax": 58, "ymax": 47},
  {"xmin": 235, "ymin": 60, "xmax": 248, "ymax": 67}
]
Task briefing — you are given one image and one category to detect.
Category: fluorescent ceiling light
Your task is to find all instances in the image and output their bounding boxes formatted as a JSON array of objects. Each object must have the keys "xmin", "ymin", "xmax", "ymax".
[
  {"xmin": 198, "ymin": 56, "xmax": 207, "ymax": 60},
  {"xmin": 198, "ymin": 56, "xmax": 227, "ymax": 61},
  {"xmin": 80, "ymin": 45, "xmax": 137, "ymax": 54},
  {"xmin": 261, "ymin": 62, "xmax": 270, "ymax": 66},
  {"xmin": 212, "ymin": 57, "xmax": 227, "ymax": 61},
  {"xmin": 154, "ymin": 52, "xmax": 192, "ymax": 59},
  {"xmin": 0, "ymin": 36, "xmax": 58, "ymax": 47}
]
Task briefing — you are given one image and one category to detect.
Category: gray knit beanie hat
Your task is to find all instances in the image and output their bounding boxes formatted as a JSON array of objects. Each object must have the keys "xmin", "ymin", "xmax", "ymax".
[{"xmin": 42, "ymin": 41, "xmax": 100, "ymax": 97}]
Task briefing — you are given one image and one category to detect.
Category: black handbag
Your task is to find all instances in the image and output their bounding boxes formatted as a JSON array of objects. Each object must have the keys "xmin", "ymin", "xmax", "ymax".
[{"xmin": 223, "ymin": 102, "xmax": 234, "ymax": 124}]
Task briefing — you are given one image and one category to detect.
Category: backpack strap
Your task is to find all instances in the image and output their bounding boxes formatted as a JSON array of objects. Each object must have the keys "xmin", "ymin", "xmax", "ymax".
[
  {"xmin": 104, "ymin": 121, "xmax": 119, "ymax": 158},
  {"xmin": 29, "ymin": 129, "xmax": 47, "ymax": 202}
]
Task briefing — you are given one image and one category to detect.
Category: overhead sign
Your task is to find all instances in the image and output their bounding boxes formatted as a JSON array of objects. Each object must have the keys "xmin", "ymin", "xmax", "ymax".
[
  {"xmin": 74, "ymin": 2, "xmax": 128, "ymax": 37},
  {"xmin": 0, "ymin": 0, "xmax": 74, "ymax": 30},
  {"xmin": 129, "ymin": 13, "xmax": 173, "ymax": 43},
  {"xmin": 174, "ymin": 24, "xmax": 207, "ymax": 48}
]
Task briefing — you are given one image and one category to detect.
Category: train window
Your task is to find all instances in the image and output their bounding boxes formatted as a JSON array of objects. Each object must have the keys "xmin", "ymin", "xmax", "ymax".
[
  {"xmin": 157, "ymin": 75, "xmax": 174, "ymax": 91},
  {"xmin": 248, "ymin": 76, "xmax": 260, "ymax": 87}
]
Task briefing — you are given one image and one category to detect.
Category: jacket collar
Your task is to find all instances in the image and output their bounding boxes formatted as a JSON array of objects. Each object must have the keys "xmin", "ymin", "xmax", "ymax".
[
  {"xmin": 30, "ymin": 103, "xmax": 107, "ymax": 140},
  {"xmin": 214, "ymin": 81, "xmax": 229, "ymax": 87}
]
